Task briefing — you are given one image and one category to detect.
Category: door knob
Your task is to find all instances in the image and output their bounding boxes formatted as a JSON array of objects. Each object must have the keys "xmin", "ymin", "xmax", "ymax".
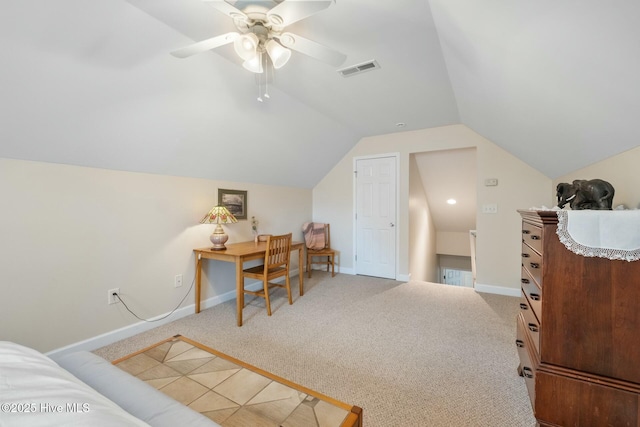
[{"xmin": 390, "ymin": 223, "xmax": 395, "ymax": 227}]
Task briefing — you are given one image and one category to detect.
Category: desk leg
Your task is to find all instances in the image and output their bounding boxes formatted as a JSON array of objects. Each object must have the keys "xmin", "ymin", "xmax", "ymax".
[
  {"xmin": 236, "ymin": 257, "xmax": 243, "ymax": 327},
  {"xmin": 298, "ymin": 247, "xmax": 304, "ymax": 296},
  {"xmin": 195, "ymin": 256, "xmax": 202, "ymax": 314}
]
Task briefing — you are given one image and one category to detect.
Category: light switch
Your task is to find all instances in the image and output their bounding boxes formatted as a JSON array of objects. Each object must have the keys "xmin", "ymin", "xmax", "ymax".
[{"xmin": 482, "ymin": 204, "xmax": 498, "ymax": 214}]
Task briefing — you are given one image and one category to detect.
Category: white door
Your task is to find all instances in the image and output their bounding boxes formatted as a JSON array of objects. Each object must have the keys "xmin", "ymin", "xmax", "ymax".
[
  {"xmin": 442, "ymin": 268, "xmax": 474, "ymax": 287},
  {"xmin": 443, "ymin": 268, "xmax": 462, "ymax": 286},
  {"xmin": 355, "ymin": 156, "xmax": 397, "ymax": 279}
]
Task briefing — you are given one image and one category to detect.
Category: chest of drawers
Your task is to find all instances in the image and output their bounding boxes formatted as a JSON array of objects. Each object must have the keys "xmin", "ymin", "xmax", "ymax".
[{"xmin": 517, "ymin": 210, "xmax": 640, "ymax": 426}]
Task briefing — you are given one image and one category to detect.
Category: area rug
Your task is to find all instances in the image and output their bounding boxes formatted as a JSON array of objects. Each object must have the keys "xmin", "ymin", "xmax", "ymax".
[{"xmin": 112, "ymin": 335, "xmax": 362, "ymax": 427}]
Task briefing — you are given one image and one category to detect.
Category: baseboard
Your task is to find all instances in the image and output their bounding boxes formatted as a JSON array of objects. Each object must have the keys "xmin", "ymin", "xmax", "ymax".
[
  {"xmin": 474, "ymin": 283, "xmax": 521, "ymax": 297},
  {"xmin": 45, "ymin": 269, "xmax": 299, "ymax": 358},
  {"xmin": 309, "ymin": 266, "xmax": 406, "ymax": 281},
  {"xmin": 308, "ymin": 265, "xmax": 356, "ymax": 275}
]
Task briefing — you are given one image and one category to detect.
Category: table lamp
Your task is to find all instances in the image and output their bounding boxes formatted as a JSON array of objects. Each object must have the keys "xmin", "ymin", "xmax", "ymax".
[{"xmin": 200, "ymin": 205, "xmax": 238, "ymax": 250}]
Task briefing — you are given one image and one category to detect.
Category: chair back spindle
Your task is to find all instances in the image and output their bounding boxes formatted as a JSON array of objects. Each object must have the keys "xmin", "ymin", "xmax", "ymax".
[
  {"xmin": 242, "ymin": 233, "xmax": 293, "ymax": 318},
  {"xmin": 267, "ymin": 234, "xmax": 292, "ymax": 270}
]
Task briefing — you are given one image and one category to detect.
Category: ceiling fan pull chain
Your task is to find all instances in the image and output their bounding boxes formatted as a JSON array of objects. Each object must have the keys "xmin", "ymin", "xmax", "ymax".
[
  {"xmin": 264, "ymin": 55, "xmax": 271, "ymax": 99},
  {"xmin": 257, "ymin": 59, "xmax": 263, "ymax": 102}
]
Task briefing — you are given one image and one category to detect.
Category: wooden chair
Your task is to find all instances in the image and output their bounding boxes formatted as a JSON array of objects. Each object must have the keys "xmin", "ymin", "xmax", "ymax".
[
  {"xmin": 242, "ymin": 233, "xmax": 292, "ymax": 316},
  {"xmin": 306, "ymin": 223, "xmax": 336, "ymax": 278}
]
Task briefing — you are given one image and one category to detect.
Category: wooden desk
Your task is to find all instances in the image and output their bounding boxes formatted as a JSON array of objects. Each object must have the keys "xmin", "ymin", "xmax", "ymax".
[{"xmin": 194, "ymin": 240, "xmax": 305, "ymax": 326}]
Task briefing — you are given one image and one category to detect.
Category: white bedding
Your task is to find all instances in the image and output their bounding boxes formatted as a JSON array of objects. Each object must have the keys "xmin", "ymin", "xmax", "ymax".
[{"xmin": 0, "ymin": 341, "xmax": 150, "ymax": 427}]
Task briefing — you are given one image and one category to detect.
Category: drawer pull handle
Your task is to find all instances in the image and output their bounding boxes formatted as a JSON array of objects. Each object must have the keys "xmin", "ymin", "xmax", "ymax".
[
  {"xmin": 530, "ymin": 262, "xmax": 540, "ymax": 269},
  {"xmin": 521, "ymin": 253, "xmax": 530, "ymax": 258},
  {"xmin": 522, "ymin": 230, "xmax": 531, "ymax": 234},
  {"xmin": 530, "ymin": 235, "xmax": 541, "ymax": 240},
  {"xmin": 521, "ymin": 278, "xmax": 530, "ymax": 284},
  {"xmin": 522, "ymin": 367, "xmax": 534, "ymax": 379},
  {"xmin": 516, "ymin": 339, "xmax": 525, "ymax": 348},
  {"xmin": 528, "ymin": 323, "xmax": 539, "ymax": 333},
  {"xmin": 529, "ymin": 293, "xmax": 540, "ymax": 301},
  {"xmin": 519, "ymin": 303, "xmax": 529, "ymax": 310}
]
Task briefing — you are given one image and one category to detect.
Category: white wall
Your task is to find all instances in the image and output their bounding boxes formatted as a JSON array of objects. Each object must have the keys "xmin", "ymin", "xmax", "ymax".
[
  {"xmin": 439, "ymin": 255, "xmax": 473, "ymax": 271},
  {"xmin": 313, "ymin": 124, "xmax": 552, "ymax": 293},
  {"xmin": 436, "ymin": 231, "xmax": 472, "ymax": 256},
  {"xmin": 0, "ymin": 158, "xmax": 311, "ymax": 352},
  {"xmin": 409, "ymin": 154, "xmax": 438, "ymax": 282},
  {"xmin": 554, "ymin": 145, "xmax": 640, "ymax": 209}
]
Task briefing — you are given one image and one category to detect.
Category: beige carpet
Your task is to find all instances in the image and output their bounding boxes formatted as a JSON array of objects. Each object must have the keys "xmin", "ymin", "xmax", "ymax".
[{"xmin": 95, "ymin": 272, "xmax": 537, "ymax": 427}]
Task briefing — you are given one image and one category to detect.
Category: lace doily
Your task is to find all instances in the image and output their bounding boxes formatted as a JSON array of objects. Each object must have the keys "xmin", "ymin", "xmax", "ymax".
[{"xmin": 556, "ymin": 210, "xmax": 640, "ymax": 262}]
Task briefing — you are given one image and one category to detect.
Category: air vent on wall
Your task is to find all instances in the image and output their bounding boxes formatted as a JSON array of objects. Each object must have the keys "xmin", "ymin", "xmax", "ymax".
[{"xmin": 337, "ymin": 60, "xmax": 381, "ymax": 77}]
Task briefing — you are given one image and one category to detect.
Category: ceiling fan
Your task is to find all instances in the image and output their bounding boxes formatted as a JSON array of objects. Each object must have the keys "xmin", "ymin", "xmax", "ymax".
[{"xmin": 170, "ymin": 0, "xmax": 347, "ymax": 73}]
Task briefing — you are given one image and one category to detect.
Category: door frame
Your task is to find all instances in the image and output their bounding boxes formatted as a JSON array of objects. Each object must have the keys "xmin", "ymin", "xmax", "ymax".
[{"xmin": 352, "ymin": 153, "xmax": 400, "ymax": 279}]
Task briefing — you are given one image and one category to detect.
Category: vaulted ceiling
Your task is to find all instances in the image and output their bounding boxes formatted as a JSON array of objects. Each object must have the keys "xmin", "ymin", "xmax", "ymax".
[{"xmin": 1, "ymin": 1, "xmax": 639, "ymax": 190}]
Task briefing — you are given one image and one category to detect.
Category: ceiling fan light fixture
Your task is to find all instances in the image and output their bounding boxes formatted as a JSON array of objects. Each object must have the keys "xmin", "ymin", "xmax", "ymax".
[
  {"xmin": 266, "ymin": 39, "xmax": 291, "ymax": 69},
  {"xmin": 242, "ymin": 53, "xmax": 263, "ymax": 74},
  {"xmin": 234, "ymin": 33, "xmax": 259, "ymax": 60}
]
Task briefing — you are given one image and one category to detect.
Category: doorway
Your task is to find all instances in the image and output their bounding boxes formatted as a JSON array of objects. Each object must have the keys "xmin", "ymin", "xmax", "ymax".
[{"xmin": 409, "ymin": 148, "xmax": 477, "ymax": 283}]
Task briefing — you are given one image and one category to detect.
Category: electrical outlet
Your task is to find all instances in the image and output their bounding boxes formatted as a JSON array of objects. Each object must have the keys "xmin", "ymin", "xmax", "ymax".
[
  {"xmin": 174, "ymin": 274, "xmax": 183, "ymax": 288},
  {"xmin": 108, "ymin": 288, "xmax": 120, "ymax": 305}
]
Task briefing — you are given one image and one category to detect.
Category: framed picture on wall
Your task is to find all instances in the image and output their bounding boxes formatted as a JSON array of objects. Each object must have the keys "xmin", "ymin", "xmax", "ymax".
[{"xmin": 218, "ymin": 189, "xmax": 247, "ymax": 220}]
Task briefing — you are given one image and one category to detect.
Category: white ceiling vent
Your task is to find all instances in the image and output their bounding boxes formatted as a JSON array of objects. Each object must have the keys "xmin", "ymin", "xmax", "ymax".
[{"xmin": 337, "ymin": 60, "xmax": 381, "ymax": 78}]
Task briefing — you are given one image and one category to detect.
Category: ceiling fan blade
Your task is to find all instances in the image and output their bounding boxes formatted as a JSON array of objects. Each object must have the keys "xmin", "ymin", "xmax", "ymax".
[
  {"xmin": 278, "ymin": 32, "xmax": 346, "ymax": 67},
  {"xmin": 170, "ymin": 32, "xmax": 238, "ymax": 58},
  {"xmin": 267, "ymin": 0, "xmax": 333, "ymax": 26},
  {"xmin": 203, "ymin": 1, "xmax": 249, "ymax": 23}
]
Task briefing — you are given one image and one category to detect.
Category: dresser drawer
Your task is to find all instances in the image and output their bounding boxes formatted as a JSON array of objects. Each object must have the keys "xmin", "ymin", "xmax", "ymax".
[
  {"xmin": 521, "ymin": 242, "xmax": 543, "ymax": 288},
  {"xmin": 522, "ymin": 222, "xmax": 543, "ymax": 254},
  {"xmin": 521, "ymin": 267, "xmax": 542, "ymax": 320},
  {"xmin": 519, "ymin": 292, "xmax": 540, "ymax": 354},
  {"xmin": 516, "ymin": 313, "xmax": 536, "ymax": 410},
  {"xmin": 536, "ymin": 369, "xmax": 640, "ymax": 426}
]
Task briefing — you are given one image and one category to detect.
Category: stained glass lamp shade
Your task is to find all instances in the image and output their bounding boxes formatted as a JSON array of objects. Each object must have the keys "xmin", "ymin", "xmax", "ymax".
[{"xmin": 200, "ymin": 205, "xmax": 238, "ymax": 250}]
